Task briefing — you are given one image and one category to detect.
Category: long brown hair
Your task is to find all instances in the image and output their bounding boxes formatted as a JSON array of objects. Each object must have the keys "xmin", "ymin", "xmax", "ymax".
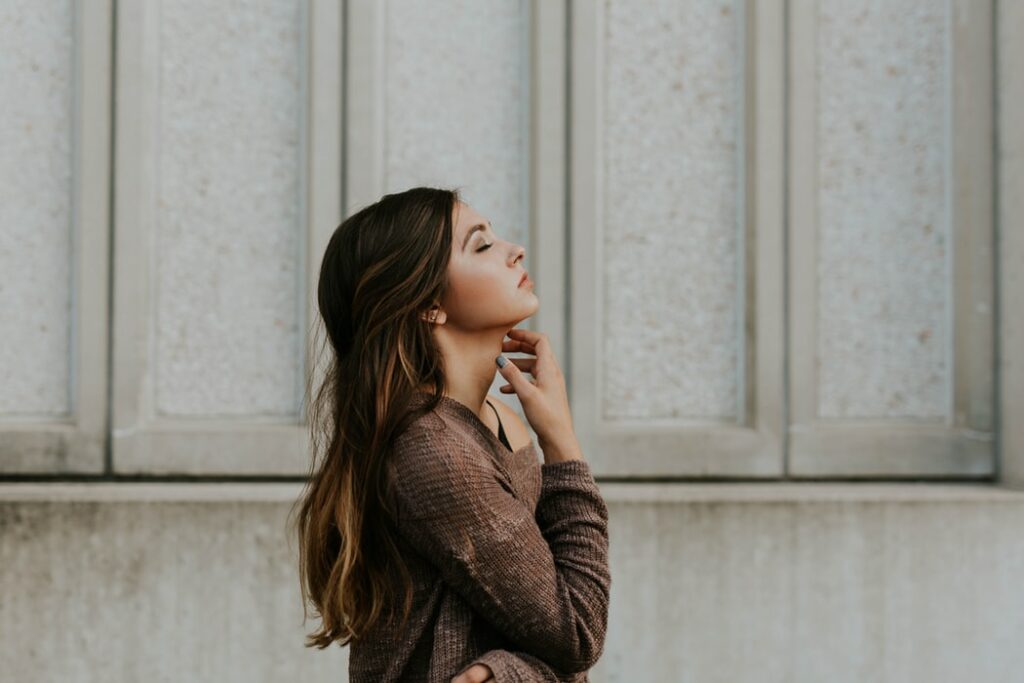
[{"xmin": 289, "ymin": 186, "xmax": 461, "ymax": 648}]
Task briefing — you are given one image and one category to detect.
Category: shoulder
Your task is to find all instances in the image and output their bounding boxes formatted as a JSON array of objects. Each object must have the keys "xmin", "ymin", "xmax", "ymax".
[
  {"xmin": 390, "ymin": 406, "xmax": 489, "ymax": 477},
  {"xmin": 389, "ymin": 409, "xmax": 506, "ymax": 515},
  {"xmin": 393, "ymin": 406, "xmax": 464, "ymax": 458},
  {"xmin": 486, "ymin": 394, "xmax": 532, "ymax": 450}
]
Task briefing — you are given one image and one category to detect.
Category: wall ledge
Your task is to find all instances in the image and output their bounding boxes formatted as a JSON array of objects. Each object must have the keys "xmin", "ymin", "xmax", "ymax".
[
  {"xmin": 1, "ymin": 481, "xmax": 1024, "ymax": 504},
  {"xmin": 597, "ymin": 482, "xmax": 1024, "ymax": 503}
]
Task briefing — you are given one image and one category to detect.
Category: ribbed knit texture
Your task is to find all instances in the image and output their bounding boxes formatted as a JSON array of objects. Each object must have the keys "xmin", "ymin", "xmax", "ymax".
[{"xmin": 347, "ymin": 392, "xmax": 611, "ymax": 682}]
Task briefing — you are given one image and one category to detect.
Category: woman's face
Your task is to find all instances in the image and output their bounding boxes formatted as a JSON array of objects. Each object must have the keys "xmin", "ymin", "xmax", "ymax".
[{"xmin": 438, "ymin": 201, "xmax": 539, "ymax": 332}]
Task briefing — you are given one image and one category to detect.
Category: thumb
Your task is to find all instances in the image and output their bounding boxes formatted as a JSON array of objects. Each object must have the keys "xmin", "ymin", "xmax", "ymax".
[{"xmin": 495, "ymin": 355, "xmax": 532, "ymax": 396}]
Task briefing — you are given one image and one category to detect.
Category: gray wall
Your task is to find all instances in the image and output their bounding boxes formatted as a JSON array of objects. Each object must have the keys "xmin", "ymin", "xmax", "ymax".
[{"xmin": 3, "ymin": 483, "xmax": 1024, "ymax": 682}]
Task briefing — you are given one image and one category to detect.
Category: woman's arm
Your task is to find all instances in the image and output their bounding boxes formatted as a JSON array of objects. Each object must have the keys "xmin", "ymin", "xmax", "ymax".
[
  {"xmin": 455, "ymin": 649, "xmax": 584, "ymax": 682},
  {"xmin": 390, "ymin": 430, "xmax": 611, "ymax": 675}
]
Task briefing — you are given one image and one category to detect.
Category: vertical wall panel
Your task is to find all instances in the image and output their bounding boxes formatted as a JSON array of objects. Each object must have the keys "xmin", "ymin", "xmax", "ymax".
[
  {"xmin": 998, "ymin": 0, "xmax": 1024, "ymax": 488},
  {"xmin": 382, "ymin": 0, "xmax": 530, "ymax": 253},
  {"xmin": 570, "ymin": 0, "xmax": 785, "ymax": 477},
  {"xmin": 0, "ymin": 0, "xmax": 74, "ymax": 417},
  {"xmin": 112, "ymin": 0, "xmax": 341, "ymax": 474},
  {"xmin": 787, "ymin": 0, "xmax": 994, "ymax": 477},
  {"xmin": 816, "ymin": 0, "xmax": 950, "ymax": 420},
  {"xmin": 0, "ymin": 0, "xmax": 112, "ymax": 474},
  {"xmin": 154, "ymin": 0, "xmax": 304, "ymax": 418},
  {"xmin": 602, "ymin": 0, "xmax": 743, "ymax": 420}
]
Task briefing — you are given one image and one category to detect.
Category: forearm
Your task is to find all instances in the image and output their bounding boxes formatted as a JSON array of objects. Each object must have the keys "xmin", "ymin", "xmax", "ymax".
[{"xmin": 466, "ymin": 649, "xmax": 585, "ymax": 682}]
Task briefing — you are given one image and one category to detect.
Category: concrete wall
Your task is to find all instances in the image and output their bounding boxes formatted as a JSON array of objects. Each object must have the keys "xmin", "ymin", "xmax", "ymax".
[
  {"xmin": 2, "ymin": 0, "xmax": 1023, "ymax": 681},
  {"xmin": 0, "ymin": 485, "xmax": 346, "ymax": 681},
  {"xmin": 3, "ymin": 0, "xmax": 1005, "ymax": 479},
  {"xmin": 999, "ymin": 0, "xmax": 1024, "ymax": 487},
  {"xmin": 3, "ymin": 483, "xmax": 1024, "ymax": 682}
]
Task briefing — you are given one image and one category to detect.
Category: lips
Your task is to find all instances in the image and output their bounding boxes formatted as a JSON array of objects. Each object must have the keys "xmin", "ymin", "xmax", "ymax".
[{"xmin": 518, "ymin": 272, "xmax": 530, "ymax": 287}]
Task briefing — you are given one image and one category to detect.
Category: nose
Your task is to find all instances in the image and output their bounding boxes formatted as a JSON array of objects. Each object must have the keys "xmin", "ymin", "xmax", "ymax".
[{"xmin": 511, "ymin": 244, "xmax": 525, "ymax": 265}]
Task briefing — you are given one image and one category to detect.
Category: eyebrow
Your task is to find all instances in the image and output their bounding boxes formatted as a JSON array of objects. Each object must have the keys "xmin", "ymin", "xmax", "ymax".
[{"xmin": 461, "ymin": 221, "xmax": 491, "ymax": 251}]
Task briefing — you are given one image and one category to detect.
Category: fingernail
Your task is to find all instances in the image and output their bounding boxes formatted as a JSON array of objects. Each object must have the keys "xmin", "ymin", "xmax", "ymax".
[{"xmin": 495, "ymin": 355, "xmax": 507, "ymax": 368}]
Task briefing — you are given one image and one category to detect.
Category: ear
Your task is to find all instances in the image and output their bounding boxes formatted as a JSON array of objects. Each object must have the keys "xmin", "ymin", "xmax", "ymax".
[{"xmin": 419, "ymin": 304, "xmax": 447, "ymax": 325}]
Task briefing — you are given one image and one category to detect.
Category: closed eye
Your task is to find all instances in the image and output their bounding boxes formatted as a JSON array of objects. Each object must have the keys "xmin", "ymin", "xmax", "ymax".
[{"xmin": 476, "ymin": 242, "xmax": 493, "ymax": 252}]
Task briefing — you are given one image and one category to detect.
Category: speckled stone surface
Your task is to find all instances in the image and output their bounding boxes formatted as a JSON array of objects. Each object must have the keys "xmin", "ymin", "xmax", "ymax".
[
  {"xmin": 0, "ymin": 0, "xmax": 74, "ymax": 417},
  {"xmin": 602, "ymin": 0, "xmax": 742, "ymax": 420},
  {"xmin": 0, "ymin": 494, "xmax": 348, "ymax": 681},
  {"xmin": 154, "ymin": 0, "xmax": 304, "ymax": 417},
  {"xmin": 4, "ymin": 485, "xmax": 1024, "ymax": 681},
  {"xmin": 383, "ymin": 0, "xmax": 530, "ymax": 254},
  {"xmin": 816, "ymin": 0, "xmax": 950, "ymax": 419}
]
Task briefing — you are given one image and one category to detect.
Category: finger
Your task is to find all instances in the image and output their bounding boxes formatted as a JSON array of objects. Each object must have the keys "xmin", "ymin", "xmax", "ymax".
[
  {"xmin": 501, "ymin": 338, "xmax": 534, "ymax": 354},
  {"xmin": 506, "ymin": 328, "xmax": 554, "ymax": 374},
  {"xmin": 493, "ymin": 358, "xmax": 540, "ymax": 395},
  {"xmin": 455, "ymin": 664, "xmax": 493, "ymax": 682},
  {"xmin": 507, "ymin": 357, "xmax": 535, "ymax": 374},
  {"xmin": 506, "ymin": 327, "xmax": 547, "ymax": 347},
  {"xmin": 495, "ymin": 355, "xmax": 537, "ymax": 397},
  {"xmin": 499, "ymin": 379, "xmax": 535, "ymax": 393}
]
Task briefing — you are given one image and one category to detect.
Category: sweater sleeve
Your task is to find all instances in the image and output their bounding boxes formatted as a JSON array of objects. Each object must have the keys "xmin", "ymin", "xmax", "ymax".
[
  {"xmin": 460, "ymin": 648, "xmax": 581, "ymax": 682},
  {"xmin": 389, "ymin": 432, "xmax": 611, "ymax": 675}
]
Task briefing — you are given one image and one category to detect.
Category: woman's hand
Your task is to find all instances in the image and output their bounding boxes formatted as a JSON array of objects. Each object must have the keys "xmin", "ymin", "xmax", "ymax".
[
  {"xmin": 495, "ymin": 328, "xmax": 583, "ymax": 464},
  {"xmin": 451, "ymin": 662, "xmax": 494, "ymax": 682}
]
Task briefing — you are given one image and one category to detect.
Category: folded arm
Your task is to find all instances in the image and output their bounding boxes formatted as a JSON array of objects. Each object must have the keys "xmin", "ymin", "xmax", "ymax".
[{"xmin": 390, "ymin": 430, "xmax": 611, "ymax": 674}]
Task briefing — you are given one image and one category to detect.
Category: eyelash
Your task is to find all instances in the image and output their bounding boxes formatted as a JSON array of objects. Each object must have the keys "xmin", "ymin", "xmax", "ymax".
[{"xmin": 476, "ymin": 242, "xmax": 493, "ymax": 252}]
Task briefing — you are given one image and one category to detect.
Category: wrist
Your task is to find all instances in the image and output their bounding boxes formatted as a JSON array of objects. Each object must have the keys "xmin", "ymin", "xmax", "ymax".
[{"xmin": 538, "ymin": 432, "xmax": 583, "ymax": 463}]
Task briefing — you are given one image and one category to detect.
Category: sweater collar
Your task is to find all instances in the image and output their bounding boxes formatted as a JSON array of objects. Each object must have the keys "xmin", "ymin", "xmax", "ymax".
[{"xmin": 410, "ymin": 391, "xmax": 534, "ymax": 456}]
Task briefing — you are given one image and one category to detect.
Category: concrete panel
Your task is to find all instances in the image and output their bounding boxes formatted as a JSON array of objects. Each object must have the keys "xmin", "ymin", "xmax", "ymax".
[
  {"xmin": 0, "ymin": 0, "xmax": 74, "ymax": 417},
  {"xmin": 998, "ymin": 0, "xmax": 1024, "ymax": 487},
  {"xmin": 0, "ymin": 485, "xmax": 346, "ymax": 682},
  {"xmin": 816, "ymin": 0, "xmax": 950, "ymax": 419},
  {"xmin": 600, "ymin": 486, "xmax": 1024, "ymax": 682},
  {"xmin": 602, "ymin": 0, "xmax": 743, "ymax": 420},
  {"xmin": 3, "ymin": 483, "xmax": 1024, "ymax": 681},
  {"xmin": 154, "ymin": 0, "xmax": 305, "ymax": 417}
]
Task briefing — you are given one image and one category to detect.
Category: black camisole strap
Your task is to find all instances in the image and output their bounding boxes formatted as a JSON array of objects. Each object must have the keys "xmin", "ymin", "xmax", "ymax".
[{"xmin": 484, "ymin": 399, "xmax": 513, "ymax": 451}]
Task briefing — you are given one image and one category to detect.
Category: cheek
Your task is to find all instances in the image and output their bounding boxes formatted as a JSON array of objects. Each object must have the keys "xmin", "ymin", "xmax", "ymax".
[{"xmin": 446, "ymin": 263, "xmax": 510, "ymax": 316}]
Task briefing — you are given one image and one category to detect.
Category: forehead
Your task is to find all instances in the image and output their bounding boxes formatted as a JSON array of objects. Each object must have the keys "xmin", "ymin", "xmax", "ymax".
[{"xmin": 454, "ymin": 202, "xmax": 486, "ymax": 234}]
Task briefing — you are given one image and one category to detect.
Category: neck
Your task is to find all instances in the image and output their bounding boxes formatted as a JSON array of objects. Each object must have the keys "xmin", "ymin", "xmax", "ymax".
[{"xmin": 421, "ymin": 324, "xmax": 509, "ymax": 420}]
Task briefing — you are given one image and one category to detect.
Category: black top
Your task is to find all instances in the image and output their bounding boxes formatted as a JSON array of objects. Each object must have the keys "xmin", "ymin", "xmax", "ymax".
[{"xmin": 484, "ymin": 399, "xmax": 513, "ymax": 451}]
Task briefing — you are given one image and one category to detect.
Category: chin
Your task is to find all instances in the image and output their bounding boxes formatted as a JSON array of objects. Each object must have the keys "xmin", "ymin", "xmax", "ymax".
[
  {"xmin": 516, "ymin": 296, "xmax": 540, "ymax": 321},
  {"xmin": 479, "ymin": 293, "xmax": 539, "ymax": 330}
]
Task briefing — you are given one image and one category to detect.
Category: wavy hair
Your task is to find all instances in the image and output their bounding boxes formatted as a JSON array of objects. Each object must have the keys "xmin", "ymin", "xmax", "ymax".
[{"xmin": 289, "ymin": 186, "xmax": 461, "ymax": 648}]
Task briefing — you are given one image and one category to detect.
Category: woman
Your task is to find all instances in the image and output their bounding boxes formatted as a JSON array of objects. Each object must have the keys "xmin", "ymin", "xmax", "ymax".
[{"xmin": 290, "ymin": 187, "xmax": 611, "ymax": 682}]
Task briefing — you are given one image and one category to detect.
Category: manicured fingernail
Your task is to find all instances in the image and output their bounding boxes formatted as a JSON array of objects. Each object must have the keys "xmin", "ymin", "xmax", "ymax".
[{"xmin": 495, "ymin": 355, "xmax": 507, "ymax": 368}]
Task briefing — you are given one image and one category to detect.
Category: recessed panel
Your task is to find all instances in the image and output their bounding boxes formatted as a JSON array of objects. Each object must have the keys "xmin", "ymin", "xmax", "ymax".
[
  {"xmin": 154, "ymin": 0, "xmax": 304, "ymax": 417},
  {"xmin": 816, "ymin": 0, "xmax": 950, "ymax": 419},
  {"xmin": 602, "ymin": 0, "xmax": 743, "ymax": 420},
  {"xmin": 0, "ymin": 0, "xmax": 74, "ymax": 418}
]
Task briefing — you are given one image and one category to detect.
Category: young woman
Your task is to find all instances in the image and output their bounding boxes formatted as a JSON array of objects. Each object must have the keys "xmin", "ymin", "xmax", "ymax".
[{"xmin": 291, "ymin": 187, "xmax": 611, "ymax": 682}]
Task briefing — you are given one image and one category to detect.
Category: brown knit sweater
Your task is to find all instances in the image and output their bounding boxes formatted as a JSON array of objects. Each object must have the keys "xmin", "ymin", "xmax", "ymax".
[{"xmin": 347, "ymin": 392, "xmax": 611, "ymax": 682}]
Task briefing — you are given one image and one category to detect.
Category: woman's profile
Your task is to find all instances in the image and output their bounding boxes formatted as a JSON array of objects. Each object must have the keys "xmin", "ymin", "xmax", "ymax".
[{"xmin": 289, "ymin": 187, "xmax": 611, "ymax": 682}]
